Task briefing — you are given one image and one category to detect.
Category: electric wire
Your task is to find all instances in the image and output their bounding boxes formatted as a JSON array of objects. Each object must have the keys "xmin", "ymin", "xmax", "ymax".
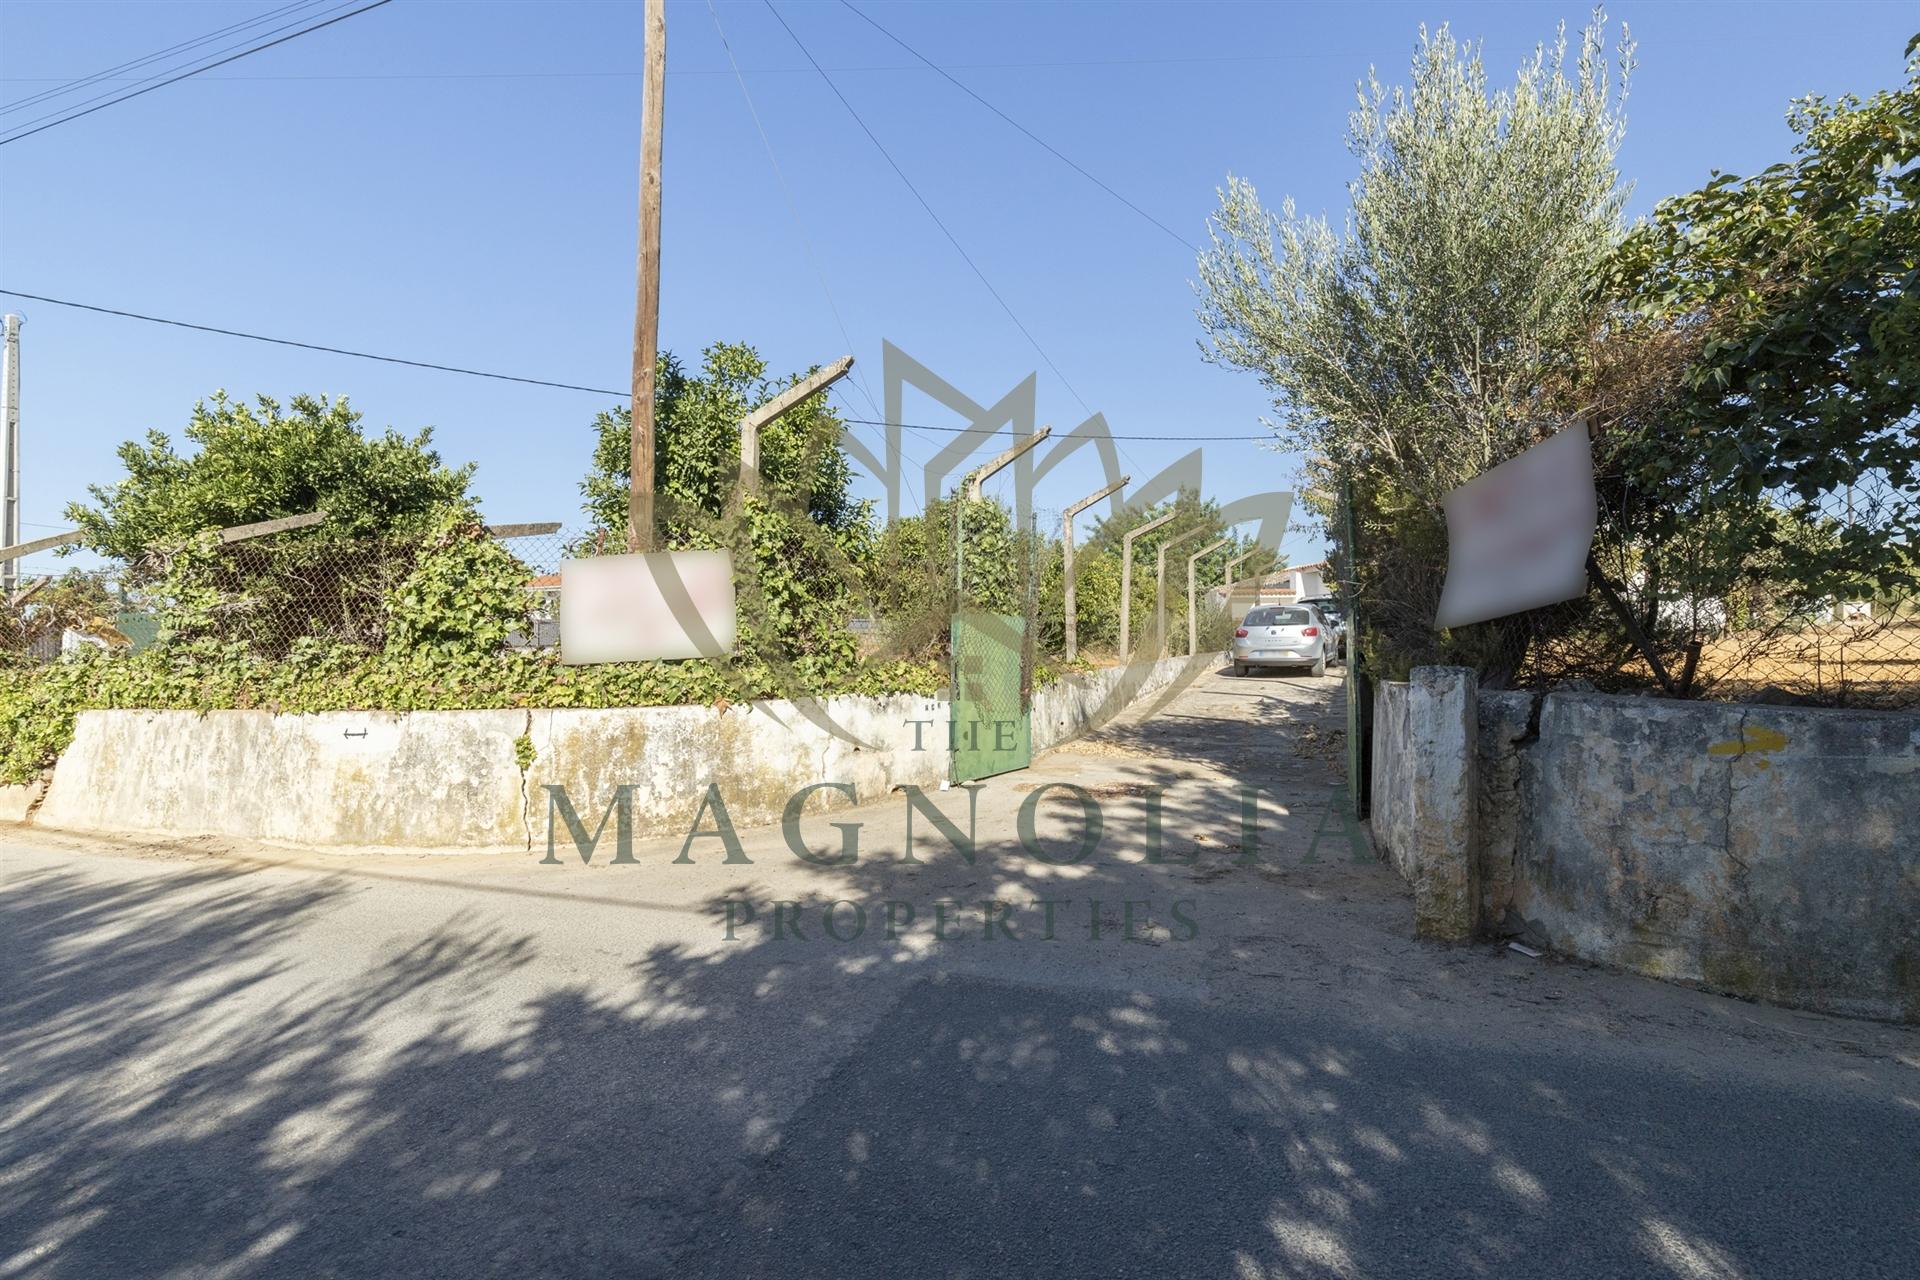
[
  {"xmin": 838, "ymin": 1, "xmax": 1197, "ymax": 252},
  {"xmin": 0, "ymin": 0, "xmax": 396, "ymax": 147},
  {"xmin": 0, "ymin": 0, "xmax": 329, "ymax": 117},
  {"xmin": 759, "ymin": 0, "xmax": 1093, "ymax": 421},
  {"xmin": 0, "ymin": 290, "xmax": 1270, "ymax": 441},
  {"xmin": 703, "ymin": 0, "xmax": 925, "ymax": 510},
  {"xmin": 0, "ymin": 290, "xmax": 625, "ymax": 395}
]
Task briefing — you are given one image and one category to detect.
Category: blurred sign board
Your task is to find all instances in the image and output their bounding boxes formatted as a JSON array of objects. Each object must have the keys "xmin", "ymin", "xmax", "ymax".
[
  {"xmin": 1434, "ymin": 422, "xmax": 1596, "ymax": 630},
  {"xmin": 560, "ymin": 550, "xmax": 736, "ymax": 664}
]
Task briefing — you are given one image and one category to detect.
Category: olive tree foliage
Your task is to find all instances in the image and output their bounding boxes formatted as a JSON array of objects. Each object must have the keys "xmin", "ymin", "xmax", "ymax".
[
  {"xmin": 1194, "ymin": 13, "xmax": 1633, "ymax": 676},
  {"xmin": 1197, "ymin": 15, "xmax": 1632, "ymax": 499}
]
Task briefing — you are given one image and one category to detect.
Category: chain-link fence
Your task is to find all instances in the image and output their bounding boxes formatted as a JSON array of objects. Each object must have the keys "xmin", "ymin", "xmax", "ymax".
[
  {"xmin": 3, "ymin": 498, "xmax": 1280, "ymax": 674},
  {"xmin": 1511, "ymin": 471, "xmax": 1920, "ymax": 710},
  {"xmin": 0, "ymin": 525, "xmax": 579, "ymax": 665},
  {"xmin": 0, "ymin": 514, "xmax": 1044, "ymax": 668}
]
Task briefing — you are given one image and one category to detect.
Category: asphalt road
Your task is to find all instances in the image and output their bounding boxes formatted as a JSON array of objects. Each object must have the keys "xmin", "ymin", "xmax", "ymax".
[{"xmin": 2, "ymin": 667, "xmax": 1916, "ymax": 1278}]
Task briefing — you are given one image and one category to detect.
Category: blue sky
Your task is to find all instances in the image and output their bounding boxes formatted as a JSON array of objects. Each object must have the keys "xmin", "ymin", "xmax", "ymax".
[{"xmin": 1, "ymin": 0, "xmax": 1914, "ymax": 574}]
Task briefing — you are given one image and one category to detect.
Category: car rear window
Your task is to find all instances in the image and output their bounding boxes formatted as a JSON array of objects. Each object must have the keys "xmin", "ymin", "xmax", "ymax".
[{"xmin": 1245, "ymin": 607, "xmax": 1311, "ymax": 627}]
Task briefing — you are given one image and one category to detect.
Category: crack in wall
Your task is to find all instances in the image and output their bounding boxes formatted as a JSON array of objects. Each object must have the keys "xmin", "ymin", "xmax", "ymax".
[
  {"xmin": 20, "ymin": 772, "xmax": 51, "ymax": 823},
  {"xmin": 517, "ymin": 709, "xmax": 535, "ymax": 853},
  {"xmin": 1505, "ymin": 689, "xmax": 1549, "ymax": 931},
  {"xmin": 1722, "ymin": 707, "xmax": 1750, "ymax": 874}
]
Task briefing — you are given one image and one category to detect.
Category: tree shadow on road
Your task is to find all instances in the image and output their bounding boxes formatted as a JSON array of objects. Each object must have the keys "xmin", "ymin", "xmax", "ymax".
[{"xmin": 1, "ymin": 702, "xmax": 1911, "ymax": 1279}]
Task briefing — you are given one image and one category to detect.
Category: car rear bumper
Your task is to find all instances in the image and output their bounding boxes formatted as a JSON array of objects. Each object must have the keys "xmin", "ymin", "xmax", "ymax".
[{"xmin": 1233, "ymin": 648, "xmax": 1317, "ymax": 664}]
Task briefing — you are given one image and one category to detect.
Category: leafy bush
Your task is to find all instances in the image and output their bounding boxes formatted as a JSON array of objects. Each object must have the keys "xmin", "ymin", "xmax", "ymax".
[
  {"xmin": 68, "ymin": 391, "xmax": 472, "ymax": 558},
  {"xmin": 1196, "ymin": 14, "xmax": 1633, "ymax": 681},
  {"xmin": 576, "ymin": 342, "xmax": 875, "ymax": 677},
  {"xmin": 383, "ymin": 513, "xmax": 532, "ymax": 659}
]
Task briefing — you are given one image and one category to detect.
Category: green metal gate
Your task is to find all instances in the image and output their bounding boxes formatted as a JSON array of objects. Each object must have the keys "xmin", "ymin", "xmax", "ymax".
[{"xmin": 950, "ymin": 610, "xmax": 1031, "ymax": 783}]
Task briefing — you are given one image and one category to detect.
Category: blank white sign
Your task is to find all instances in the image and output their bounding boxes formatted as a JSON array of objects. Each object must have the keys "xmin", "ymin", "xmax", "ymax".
[
  {"xmin": 560, "ymin": 550, "xmax": 737, "ymax": 664},
  {"xmin": 1435, "ymin": 422, "xmax": 1597, "ymax": 630}
]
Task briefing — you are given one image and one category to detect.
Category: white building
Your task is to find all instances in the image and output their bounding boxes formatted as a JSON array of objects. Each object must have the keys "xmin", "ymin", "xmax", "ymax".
[{"xmin": 1208, "ymin": 560, "xmax": 1334, "ymax": 617}]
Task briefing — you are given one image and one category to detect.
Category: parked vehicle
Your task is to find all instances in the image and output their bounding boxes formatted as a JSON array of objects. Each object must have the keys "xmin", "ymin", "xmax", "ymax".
[
  {"xmin": 1296, "ymin": 595, "xmax": 1349, "ymax": 661},
  {"xmin": 1231, "ymin": 604, "xmax": 1331, "ymax": 677}
]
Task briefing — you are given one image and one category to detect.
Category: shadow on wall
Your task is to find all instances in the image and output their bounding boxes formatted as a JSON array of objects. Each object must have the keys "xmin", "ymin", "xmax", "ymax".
[{"xmin": 3, "ymin": 808, "xmax": 1911, "ymax": 1277}]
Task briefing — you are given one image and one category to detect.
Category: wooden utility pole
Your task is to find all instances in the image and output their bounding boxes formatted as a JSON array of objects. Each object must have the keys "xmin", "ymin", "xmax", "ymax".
[{"xmin": 627, "ymin": 0, "xmax": 667, "ymax": 552}]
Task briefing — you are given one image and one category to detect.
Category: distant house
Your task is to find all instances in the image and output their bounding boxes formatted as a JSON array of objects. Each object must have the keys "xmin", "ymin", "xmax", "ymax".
[
  {"xmin": 1208, "ymin": 560, "xmax": 1334, "ymax": 617},
  {"xmin": 514, "ymin": 573, "xmax": 564, "ymax": 649},
  {"xmin": 25, "ymin": 622, "xmax": 126, "ymax": 663},
  {"xmin": 1283, "ymin": 561, "xmax": 1330, "ymax": 599}
]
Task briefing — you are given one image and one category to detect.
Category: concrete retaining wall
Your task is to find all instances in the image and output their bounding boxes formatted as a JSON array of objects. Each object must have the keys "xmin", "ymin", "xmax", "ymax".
[
  {"xmin": 1031, "ymin": 653, "xmax": 1210, "ymax": 753},
  {"xmin": 23, "ymin": 656, "xmax": 1197, "ymax": 853},
  {"xmin": 1374, "ymin": 668, "xmax": 1920, "ymax": 1023}
]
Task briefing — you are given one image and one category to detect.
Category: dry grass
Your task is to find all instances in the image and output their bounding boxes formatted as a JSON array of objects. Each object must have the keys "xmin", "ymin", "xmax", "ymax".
[{"xmin": 1695, "ymin": 621, "xmax": 1920, "ymax": 708}]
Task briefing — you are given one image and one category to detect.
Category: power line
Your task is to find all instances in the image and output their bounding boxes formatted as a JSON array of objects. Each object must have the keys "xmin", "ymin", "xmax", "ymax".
[
  {"xmin": 839, "ymin": 2, "xmax": 1197, "ymax": 252},
  {"xmin": 702, "ymin": 0, "xmax": 883, "ymax": 423},
  {"xmin": 0, "ymin": 0, "xmax": 329, "ymax": 117},
  {"xmin": 763, "ymin": 2, "xmax": 1163, "ymax": 483},
  {"xmin": 706, "ymin": 1, "xmax": 958, "ymax": 516},
  {"xmin": 703, "ymin": 2, "xmax": 930, "ymax": 513},
  {"xmin": 2, "ymin": 1, "xmax": 363, "ymax": 139},
  {"xmin": 0, "ymin": 291, "xmax": 626, "ymax": 396},
  {"xmin": 760, "ymin": 0, "xmax": 1094, "ymax": 421},
  {"xmin": 0, "ymin": 0, "xmax": 395, "ymax": 147},
  {"xmin": 0, "ymin": 290, "xmax": 1267, "ymax": 442},
  {"xmin": 0, "ymin": 47, "xmax": 1480, "ymax": 85}
]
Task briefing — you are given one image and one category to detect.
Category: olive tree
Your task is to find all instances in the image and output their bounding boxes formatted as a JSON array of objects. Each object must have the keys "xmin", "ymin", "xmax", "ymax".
[{"xmin": 1195, "ymin": 12, "xmax": 1633, "ymax": 674}]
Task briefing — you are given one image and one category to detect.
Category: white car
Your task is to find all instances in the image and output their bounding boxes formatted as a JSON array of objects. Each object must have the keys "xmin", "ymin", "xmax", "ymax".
[{"xmin": 1231, "ymin": 604, "xmax": 1331, "ymax": 677}]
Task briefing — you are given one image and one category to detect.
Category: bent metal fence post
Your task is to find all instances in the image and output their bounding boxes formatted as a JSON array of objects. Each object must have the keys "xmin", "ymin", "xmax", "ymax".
[
  {"xmin": 1060, "ymin": 476, "xmax": 1128, "ymax": 662},
  {"xmin": 1155, "ymin": 526, "xmax": 1208, "ymax": 659},
  {"xmin": 1222, "ymin": 548, "xmax": 1257, "ymax": 618},
  {"xmin": 1118, "ymin": 509, "xmax": 1176, "ymax": 663},
  {"xmin": 1186, "ymin": 537, "xmax": 1230, "ymax": 656},
  {"xmin": 954, "ymin": 427, "xmax": 1051, "ymax": 607}
]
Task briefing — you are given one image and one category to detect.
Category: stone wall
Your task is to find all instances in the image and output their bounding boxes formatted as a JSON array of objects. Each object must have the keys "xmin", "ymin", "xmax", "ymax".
[
  {"xmin": 1475, "ymin": 690, "xmax": 1536, "ymax": 932},
  {"xmin": 1369, "ymin": 680, "xmax": 1416, "ymax": 884},
  {"xmin": 20, "ymin": 656, "xmax": 1198, "ymax": 853},
  {"xmin": 1368, "ymin": 669, "xmax": 1478, "ymax": 941},
  {"xmin": 1512, "ymin": 691, "xmax": 1920, "ymax": 1023},
  {"xmin": 1373, "ymin": 668, "xmax": 1920, "ymax": 1023}
]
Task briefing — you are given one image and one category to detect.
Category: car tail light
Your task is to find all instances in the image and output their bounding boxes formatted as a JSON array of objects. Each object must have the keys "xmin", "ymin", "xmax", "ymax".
[
  {"xmin": 1234, "ymin": 627, "xmax": 1248, "ymax": 638},
  {"xmin": 1301, "ymin": 626, "xmax": 1319, "ymax": 637}
]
